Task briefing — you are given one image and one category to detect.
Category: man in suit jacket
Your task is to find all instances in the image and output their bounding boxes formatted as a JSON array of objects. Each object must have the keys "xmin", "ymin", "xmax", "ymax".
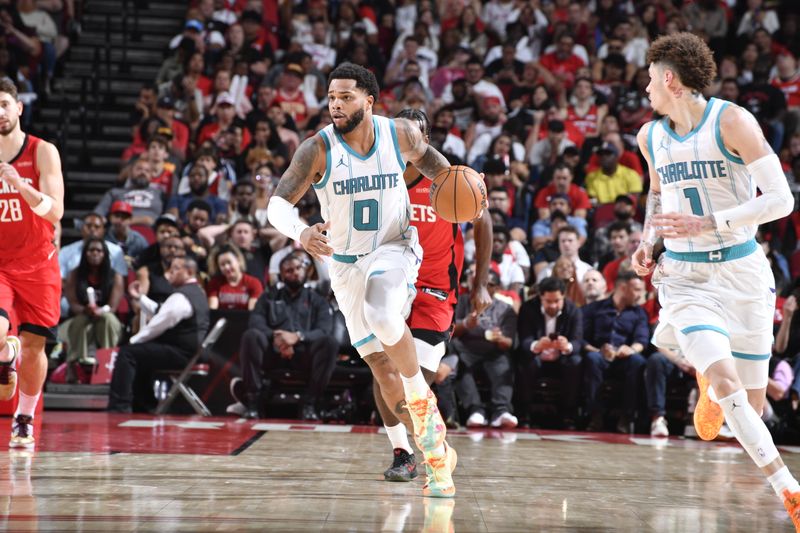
[{"xmin": 517, "ymin": 276, "xmax": 583, "ymax": 428}]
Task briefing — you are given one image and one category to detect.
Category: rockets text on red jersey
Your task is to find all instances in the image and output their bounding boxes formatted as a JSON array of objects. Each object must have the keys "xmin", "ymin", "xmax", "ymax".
[
  {"xmin": 407, "ymin": 176, "xmax": 464, "ymax": 303},
  {"xmin": 0, "ymin": 135, "xmax": 56, "ymax": 260}
]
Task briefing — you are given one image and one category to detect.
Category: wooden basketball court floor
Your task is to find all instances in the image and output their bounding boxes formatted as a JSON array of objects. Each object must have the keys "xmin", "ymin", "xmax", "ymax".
[{"xmin": 1, "ymin": 412, "xmax": 798, "ymax": 532}]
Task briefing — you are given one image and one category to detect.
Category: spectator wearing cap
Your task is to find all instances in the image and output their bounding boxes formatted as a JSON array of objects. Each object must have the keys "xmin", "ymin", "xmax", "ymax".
[
  {"xmin": 154, "ymin": 95, "xmax": 190, "ymax": 161},
  {"xmin": 441, "ymin": 57, "xmax": 505, "ymax": 108},
  {"xmin": 584, "ymin": 142, "xmax": 642, "ymax": 205},
  {"xmin": 169, "ymin": 19, "xmax": 205, "ymax": 50},
  {"xmin": 526, "ymin": 119, "xmax": 575, "ymax": 170},
  {"xmin": 95, "ymin": 157, "xmax": 165, "ymax": 227},
  {"xmin": 584, "ymin": 131, "xmax": 643, "ymax": 178},
  {"xmin": 197, "ymin": 91, "xmax": 252, "ymax": 155},
  {"xmin": 534, "ymin": 163, "xmax": 591, "ymax": 221},
  {"xmin": 271, "ymin": 63, "xmax": 317, "ymax": 131},
  {"xmin": 105, "ymin": 201, "xmax": 150, "ymax": 262},
  {"xmin": 166, "ymin": 163, "xmax": 228, "ymax": 223},
  {"xmin": 531, "ymin": 193, "xmax": 587, "ymax": 249}
]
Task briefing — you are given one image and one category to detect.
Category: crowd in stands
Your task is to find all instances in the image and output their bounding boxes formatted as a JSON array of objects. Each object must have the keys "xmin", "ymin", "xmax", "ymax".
[{"xmin": 52, "ymin": 0, "xmax": 800, "ymax": 435}]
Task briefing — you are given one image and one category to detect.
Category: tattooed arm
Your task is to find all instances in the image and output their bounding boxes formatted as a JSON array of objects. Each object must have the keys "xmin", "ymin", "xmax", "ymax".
[
  {"xmin": 267, "ymin": 135, "xmax": 334, "ymax": 258},
  {"xmin": 394, "ymin": 117, "xmax": 451, "ymax": 180},
  {"xmin": 632, "ymin": 122, "xmax": 661, "ymax": 276}
]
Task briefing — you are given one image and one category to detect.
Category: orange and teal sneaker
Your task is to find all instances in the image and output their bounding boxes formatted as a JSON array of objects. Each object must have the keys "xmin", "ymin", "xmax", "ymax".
[
  {"xmin": 694, "ymin": 372, "xmax": 724, "ymax": 441},
  {"xmin": 782, "ymin": 489, "xmax": 800, "ymax": 532},
  {"xmin": 407, "ymin": 389, "xmax": 446, "ymax": 453},
  {"xmin": 0, "ymin": 336, "xmax": 20, "ymax": 401},
  {"xmin": 422, "ymin": 441, "xmax": 457, "ymax": 498}
]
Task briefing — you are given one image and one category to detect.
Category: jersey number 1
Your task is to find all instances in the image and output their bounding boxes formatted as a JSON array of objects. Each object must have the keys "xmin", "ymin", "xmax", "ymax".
[
  {"xmin": 0, "ymin": 199, "xmax": 23, "ymax": 222},
  {"xmin": 354, "ymin": 199, "xmax": 378, "ymax": 231},
  {"xmin": 682, "ymin": 188, "xmax": 704, "ymax": 216}
]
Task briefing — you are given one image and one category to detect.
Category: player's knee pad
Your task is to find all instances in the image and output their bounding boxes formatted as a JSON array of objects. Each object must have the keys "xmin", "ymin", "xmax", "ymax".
[
  {"xmin": 719, "ymin": 388, "xmax": 778, "ymax": 468},
  {"xmin": 364, "ymin": 271, "xmax": 408, "ymax": 347}
]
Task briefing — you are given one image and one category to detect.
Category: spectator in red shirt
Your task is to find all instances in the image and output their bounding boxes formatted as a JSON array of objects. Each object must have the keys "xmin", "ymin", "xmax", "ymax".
[
  {"xmin": 144, "ymin": 134, "xmax": 179, "ymax": 196},
  {"xmin": 196, "ymin": 91, "xmax": 252, "ymax": 155},
  {"xmin": 154, "ymin": 96, "xmax": 189, "ymax": 162},
  {"xmin": 207, "ymin": 245, "xmax": 263, "ymax": 310},
  {"xmin": 539, "ymin": 33, "xmax": 585, "ymax": 92},
  {"xmin": 534, "ymin": 163, "xmax": 592, "ymax": 220},
  {"xmin": 272, "ymin": 63, "xmax": 315, "ymax": 131},
  {"xmin": 584, "ymin": 131, "xmax": 643, "ymax": 178}
]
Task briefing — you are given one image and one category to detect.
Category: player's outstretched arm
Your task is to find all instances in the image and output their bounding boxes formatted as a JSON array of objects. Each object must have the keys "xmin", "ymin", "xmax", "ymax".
[
  {"xmin": 267, "ymin": 135, "xmax": 333, "ymax": 258},
  {"xmin": 395, "ymin": 118, "xmax": 451, "ymax": 180},
  {"xmin": 632, "ymin": 122, "xmax": 661, "ymax": 276}
]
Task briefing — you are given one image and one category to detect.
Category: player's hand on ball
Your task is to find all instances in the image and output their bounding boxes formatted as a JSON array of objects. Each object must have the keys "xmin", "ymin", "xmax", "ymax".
[
  {"xmin": 300, "ymin": 221, "xmax": 333, "ymax": 259},
  {"xmin": 652, "ymin": 213, "xmax": 715, "ymax": 238},
  {"xmin": 631, "ymin": 244, "xmax": 654, "ymax": 276}
]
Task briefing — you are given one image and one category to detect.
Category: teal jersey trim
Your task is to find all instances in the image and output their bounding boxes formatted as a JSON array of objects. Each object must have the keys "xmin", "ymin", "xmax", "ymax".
[
  {"xmin": 680, "ymin": 325, "xmax": 730, "ymax": 337},
  {"xmin": 313, "ymin": 131, "xmax": 333, "ymax": 190},
  {"xmin": 388, "ymin": 119, "xmax": 407, "ymax": 171},
  {"xmin": 731, "ymin": 351, "xmax": 770, "ymax": 361},
  {"xmin": 662, "ymin": 97, "xmax": 716, "ymax": 143},
  {"xmin": 715, "ymin": 102, "xmax": 745, "ymax": 164},
  {"xmin": 352, "ymin": 333, "xmax": 376, "ymax": 348},
  {"xmin": 368, "ymin": 270, "xmax": 386, "ymax": 278},
  {"xmin": 332, "ymin": 252, "xmax": 366, "ymax": 263},
  {"xmin": 336, "ymin": 117, "xmax": 380, "ymax": 161},
  {"xmin": 665, "ymin": 239, "xmax": 757, "ymax": 263},
  {"xmin": 646, "ymin": 121, "xmax": 656, "ymax": 169}
]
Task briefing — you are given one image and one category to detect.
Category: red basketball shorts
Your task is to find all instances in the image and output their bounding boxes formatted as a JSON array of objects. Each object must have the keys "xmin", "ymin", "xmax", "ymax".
[
  {"xmin": 407, "ymin": 288, "xmax": 455, "ymax": 342},
  {"xmin": 0, "ymin": 246, "xmax": 60, "ymax": 339}
]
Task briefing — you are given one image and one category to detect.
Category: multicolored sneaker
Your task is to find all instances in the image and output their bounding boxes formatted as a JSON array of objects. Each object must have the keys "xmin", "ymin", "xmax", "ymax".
[
  {"xmin": 694, "ymin": 373, "xmax": 724, "ymax": 441},
  {"xmin": 407, "ymin": 389, "xmax": 446, "ymax": 453},
  {"xmin": 782, "ymin": 489, "xmax": 800, "ymax": 532},
  {"xmin": 422, "ymin": 441, "xmax": 457, "ymax": 498},
  {"xmin": 9, "ymin": 414, "xmax": 34, "ymax": 448},
  {"xmin": 383, "ymin": 448, "xmax": 418, "ymax": 482},
  {"xmin": 0, "ymin": 336, "xmax": 20, "ymax": 401}
]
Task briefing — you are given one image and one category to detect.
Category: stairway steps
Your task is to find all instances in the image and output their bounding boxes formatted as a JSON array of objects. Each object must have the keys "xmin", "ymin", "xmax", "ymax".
[{"xmin": 68, "ymin": 45, "xmax": 167, "ymax": 65}]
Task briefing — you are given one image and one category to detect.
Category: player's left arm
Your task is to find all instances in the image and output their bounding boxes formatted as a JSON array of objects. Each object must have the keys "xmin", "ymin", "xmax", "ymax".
[
  {"xmin": 470, "ymin": 208, "xmax": 493, "ymax": 315},
  {"xmin": 0, "ymin": 140, "xmax": 64, "ymax": 225},
  {"xmin": 395, "ymin": 118, "xmax": 451, "ymax": 180}
]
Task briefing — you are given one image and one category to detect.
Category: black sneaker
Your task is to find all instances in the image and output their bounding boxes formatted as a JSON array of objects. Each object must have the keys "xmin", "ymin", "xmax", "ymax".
[{"xmin": 383, "ymin": 448, "xmax": 418, "ymax": 482}]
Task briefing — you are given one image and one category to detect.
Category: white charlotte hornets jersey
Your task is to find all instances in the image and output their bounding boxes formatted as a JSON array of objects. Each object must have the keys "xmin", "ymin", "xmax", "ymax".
[
  {"xmin": 648, "ymin": 97, "xmax": 754, "ymax": 252},
  {"xmin": 313, "ymin": 115, "xmax": 411, "ymax": 256}
]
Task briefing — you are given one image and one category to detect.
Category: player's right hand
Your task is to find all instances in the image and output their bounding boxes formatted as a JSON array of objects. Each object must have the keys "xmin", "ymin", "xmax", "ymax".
[
  {"xmin": 300, "ymin": 221, "xmax": 333, "ymax": 259},
  {"xmin": 631, "ymin": 244, "xmax": 655, "ymax": 276}
]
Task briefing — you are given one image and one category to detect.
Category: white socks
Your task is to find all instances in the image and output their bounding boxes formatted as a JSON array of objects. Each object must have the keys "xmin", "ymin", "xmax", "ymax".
[
  {"xmin": 385, "ymin": 423, "xmax": 412, "ymax": 454},
  {"xmin": 16, "ymin": 391, "xmax": 40, "ymax": 418},
  {"xmin": 718, "ymin": 389, "xmax": 779, "ymax": 468},
  {"xmin": 768, "ymin": 466, "xmax": 800, "ymax": 498},
  {"xmin": 400, "ymin": 369, "xmax": 429, "ymax": 399}
]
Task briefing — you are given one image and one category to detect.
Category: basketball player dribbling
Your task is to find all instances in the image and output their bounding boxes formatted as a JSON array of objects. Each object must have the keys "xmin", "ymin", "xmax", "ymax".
[
  {"xmin": 366, "ymin": 109, "xmax": 492, "ymax": 483},
  {"xmin": 268, "ymin": 63, "xmax": 483, "ymax": 498},
  {"xmin": 631, "ymin": 32, "xmax": 800, "ymax": 528},
  {"xmin": 0, "ymin": 79, "xmax": 65, "ymax": 448}
]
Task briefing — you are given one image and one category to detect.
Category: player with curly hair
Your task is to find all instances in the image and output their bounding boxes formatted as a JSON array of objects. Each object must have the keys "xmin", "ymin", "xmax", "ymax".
[{"xmin": 632, "ymin": 32, "xmax": 800, "ymax": 529}]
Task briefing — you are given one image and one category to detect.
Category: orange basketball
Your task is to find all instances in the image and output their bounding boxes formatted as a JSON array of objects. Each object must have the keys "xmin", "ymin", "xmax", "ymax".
[{"xmin": 429, "ymin": 165, "xmax": 486, "ymax": 223}]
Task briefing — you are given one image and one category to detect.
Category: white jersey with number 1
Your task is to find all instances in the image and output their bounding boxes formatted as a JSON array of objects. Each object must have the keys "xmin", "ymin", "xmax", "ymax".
[{"xmin": 313, "ymin": 115, "xmax": 412, "ymax": 255}]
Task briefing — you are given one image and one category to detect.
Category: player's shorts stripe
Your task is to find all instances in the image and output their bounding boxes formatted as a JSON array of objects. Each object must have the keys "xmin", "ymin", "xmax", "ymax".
[
  {"xmin": 680, "ymin": 325, "xmax": 730, "ymax": 337},
  {"xmin": 352, "ymin": 333, "xmax": 376, "ymax": 348},
  {"xmin": 731, "ymin": 351, "xmax": 770, "ymax": 361},
  {"xmin": 664, "ymin": 239, "xmax": 757, "ymax": 263}
]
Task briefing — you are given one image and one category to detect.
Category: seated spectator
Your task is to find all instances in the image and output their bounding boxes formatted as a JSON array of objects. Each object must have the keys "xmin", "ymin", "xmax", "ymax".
[
  {"xmin": 135, "ymin": 233, "xmax": 185, "ymax": 307},
  {"xmin": 133, "ymin": 213, "xmax": 181, "ymax": 273},
  {"xmin": 180, "ymin": 200, "xmax": 212, "ymax": 269},
  {"xmin": 531, "ymin": 211, "xmax": 568, "ymax": 271},
  {"xmin": 491, "ymin": 226, "xmax": 526, "ymax": 292},
  {"xmin": 139, "ymin": 134, "xmax": 180, "ymax": 197},
  {"xmin": 602, "ymin": 229, "xmax": 644, "ymax": 290},
  {"xmin": 584, "ymin": 131, "xmax": 644, "ymax": 178},
  {"xmin": 465, "ymin": 208, "xmax": 528, "ymax": 279},
  {"xmin": 59, "ymin": 237, "xmax": 124, "ymax": 367},
  {"xmin": 166, "ymin": 163, "xmax": 227, "ymax": 223},
  {"xmin": 153, "ymin": 95, "xmax": 190, "ymax": 161},
  {"xmin": 536, "ymin": 225, "xmax": 593, "ymax": 284},
  {"xmin": 516, "ymin": 277, "xmax": 583, "ymax": 428},
  {"xmin": 581, "ymin": 269, "xmax": 608, "ymax": 306},
  {"xmin": 197, "ymin": 91, "xmax": 252, "ymax": 154},
  {"xmin": 60, "ymin": 213, "xmax": 128, "ymax": 281},
  {"xmin": 176, "ymin": 146, "xmax": 236, "ymax": 200},
  {"xmin": 583, "ymin": 271, "xmax": 649, "ymax": 433},
  {"xmin": 526, "ymin": 119, "xmax": 575, "ymax": 170},
  {"xmin": 104, "ymin": 201, "xmax": 149, "ymax": 264},
  {"xmin": 531, "ymin": 193, "xmax": 587, "ymax": 250},
  {"xmin": 645, "ymin": 346, "xmax": 694, "ymax": 437},
  {"xmin": 234, "ymin": 255, "xmax": 338, "ymax": 420},
  {"xmin": 533, "ymin": 163, "xmax": 591, "ymax": 220},
  {"xmin": 109, "ymin": 256, "xmax": 209, "ymax": 413},
  {"xmin": 94, "ymin": 158, "xmax": 165, "ymax": 227},
  {"xmin": 452, "ymin": 270, "xmax": 518, "ymax": 428},
  {"xmin": 591, "ymin": 194, "xmax": 642, "ymax": 261},
  {"xmin": 552, "ymin": 256, "xmax": 585, "ymax": 307},
  {"xmin": 597, "ymin": 221, "xmax": 631, "ymax": 272},
  {"xmin": 584, "ymin": 142, "xmax": 643, "ymax": 205},
  {"xmin": 206, "ymin": 245, "xmax": 262, "ymax": 310}
]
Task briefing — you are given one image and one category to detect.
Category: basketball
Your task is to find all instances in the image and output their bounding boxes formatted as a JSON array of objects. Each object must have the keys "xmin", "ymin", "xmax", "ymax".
[{"xmin": 429, "ymin": 165, "xmax": 487, "ymax": 223}]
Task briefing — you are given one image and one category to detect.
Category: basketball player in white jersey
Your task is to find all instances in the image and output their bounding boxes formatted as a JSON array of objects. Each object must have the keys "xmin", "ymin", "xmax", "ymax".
[
  {"xmin": 267, "ymin": 63, "xmax": 474, "ymax": 498},
  {"xmin": 631, "ymin": 33, "xmax": 800, "ymax": 528}
]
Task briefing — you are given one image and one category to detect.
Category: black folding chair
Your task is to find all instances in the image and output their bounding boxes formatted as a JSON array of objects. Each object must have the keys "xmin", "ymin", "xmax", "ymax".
[{"xmin": 154, "ymin": 318, "xmax": 227, "ymax": 416}]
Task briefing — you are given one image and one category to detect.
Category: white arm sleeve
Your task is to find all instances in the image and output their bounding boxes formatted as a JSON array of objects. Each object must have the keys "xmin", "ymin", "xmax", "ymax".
[
  {"xmin": 712, "ymin": 154, "xmax": 794, "ymax": 230},
  {"xmin": 267, "ymin": 196, "xmax": 309, "ymax": 242},
  {"xmin": 130, "ymin": 292, "xmax": 193, "ymax": 344}
]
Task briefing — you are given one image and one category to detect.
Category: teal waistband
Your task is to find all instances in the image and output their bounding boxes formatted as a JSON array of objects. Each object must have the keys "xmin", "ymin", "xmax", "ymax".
[
  {"xmin": 664, "ymin": 239, "xmax": 757, "ymax": 263},
  {"xmin": 332, "ymin": 252, "xmax": 367, "ymax": 263}
]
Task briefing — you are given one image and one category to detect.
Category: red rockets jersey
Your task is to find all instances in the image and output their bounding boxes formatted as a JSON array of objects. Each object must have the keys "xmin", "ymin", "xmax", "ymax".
[
  {"xmin": 0, "ymin": 135, "xmax": 56, "ymax": 260},
  {"xmin": 407, "ymin": 176, "xmax": 464, "ymax": 303}
]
